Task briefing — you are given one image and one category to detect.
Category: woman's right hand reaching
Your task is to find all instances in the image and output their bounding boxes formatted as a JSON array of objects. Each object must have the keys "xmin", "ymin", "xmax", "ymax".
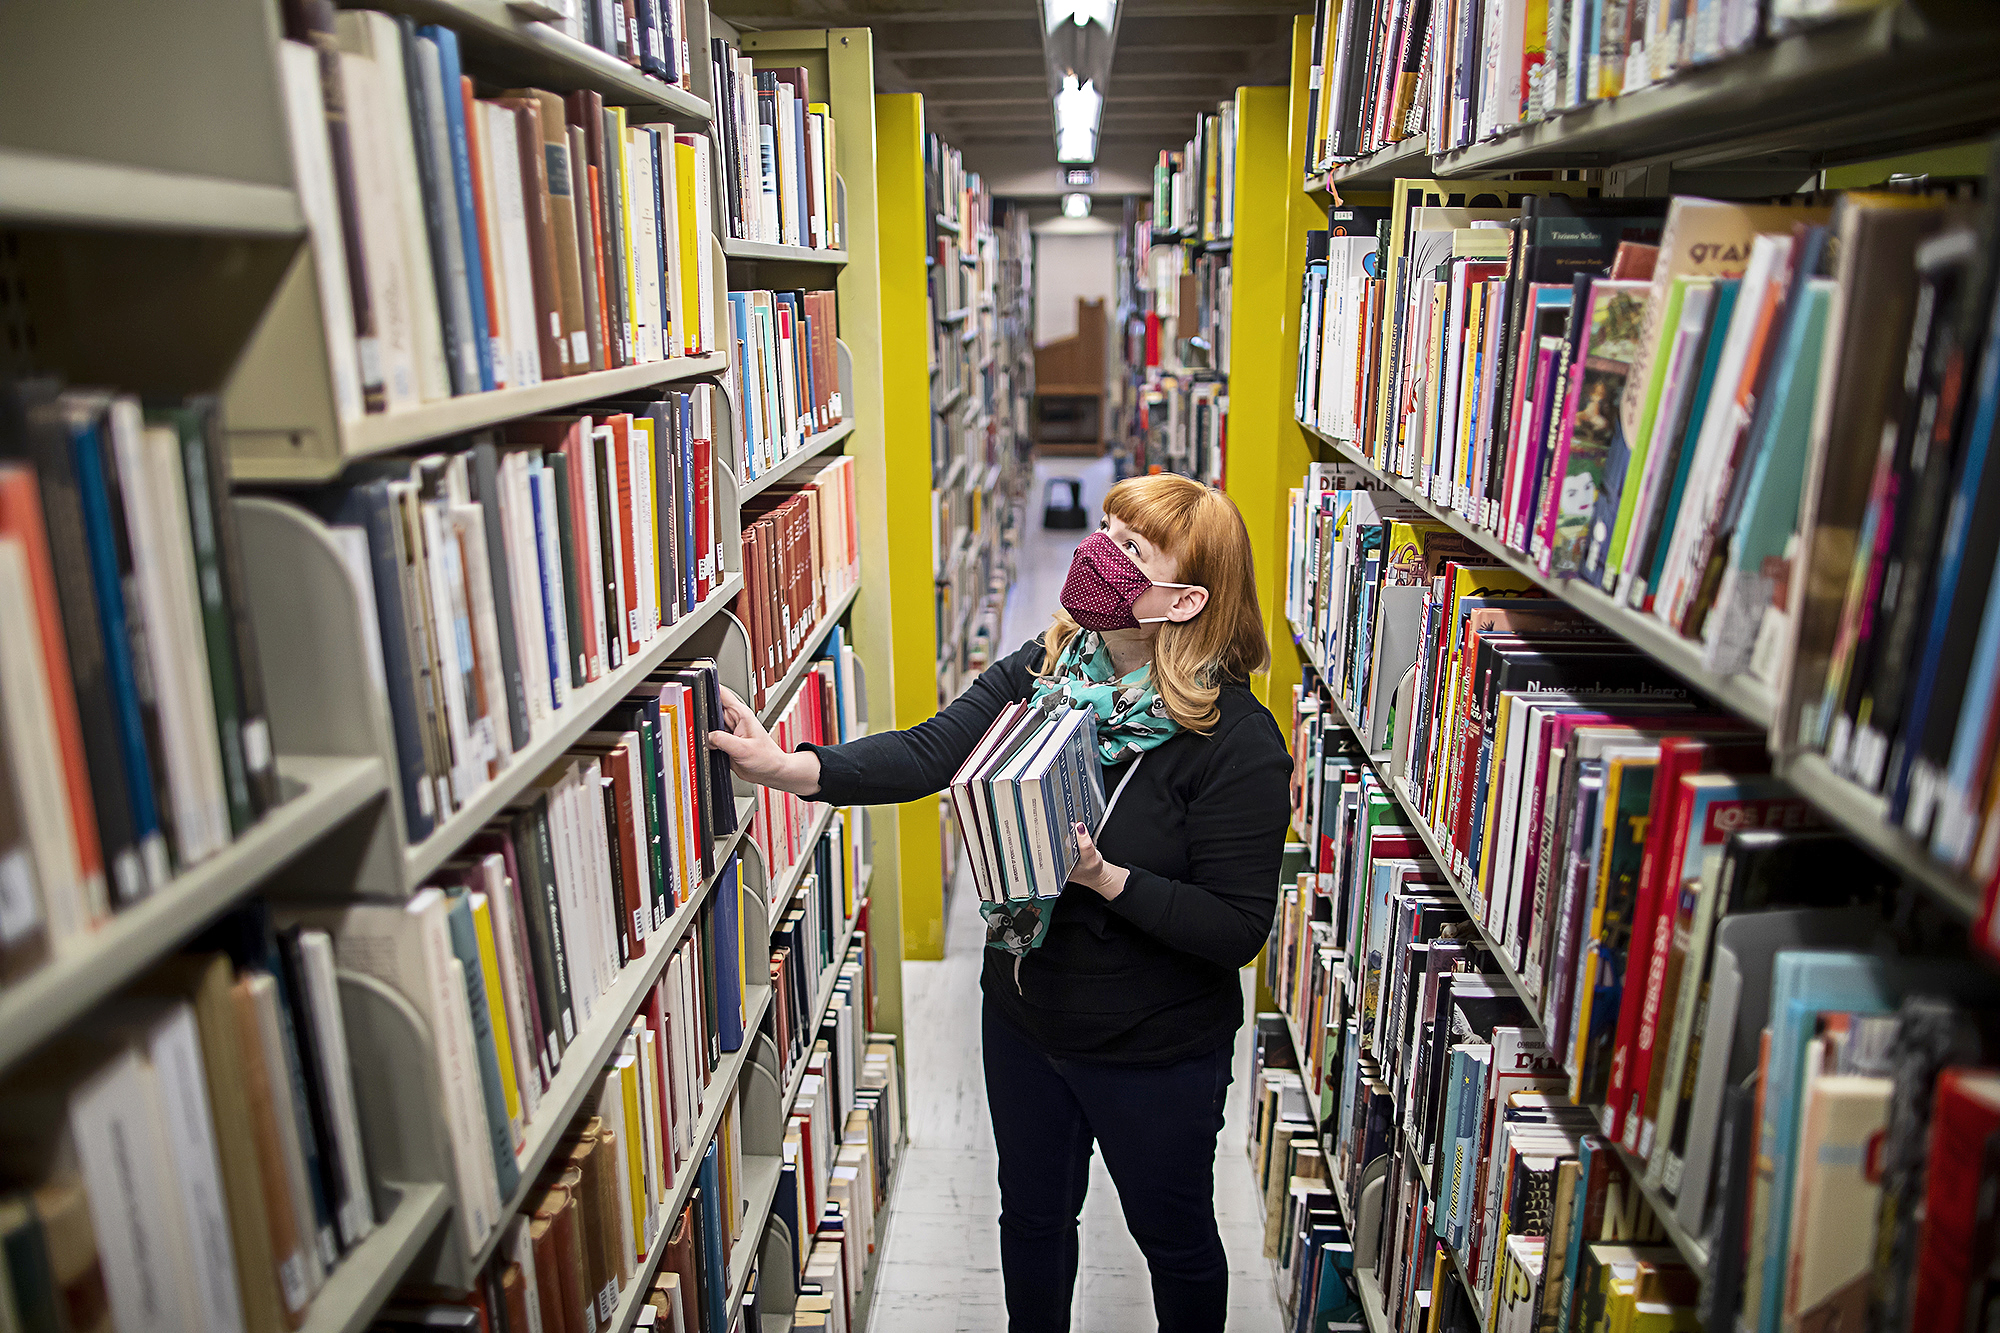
[{"xmin": 707, "ymin": 684, "xmax": 824, "ymax": 796}]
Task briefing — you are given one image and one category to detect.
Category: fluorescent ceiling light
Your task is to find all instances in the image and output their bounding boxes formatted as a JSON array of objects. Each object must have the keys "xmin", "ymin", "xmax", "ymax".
[
  {"xmin": 1054, "ymin": 73, "xmax": 1102, "ymax": 164},
  {"xmin": 1062, "ymin": 193, "xmax": 1092, "ymax": 218},
  {"xmin": 1044, "ymin": 0, "xmax": 1117, "ymax": 32}
]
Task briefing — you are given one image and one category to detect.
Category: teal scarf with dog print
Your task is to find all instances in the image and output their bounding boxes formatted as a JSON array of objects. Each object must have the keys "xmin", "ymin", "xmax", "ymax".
[{"xmin": 1031, "ymin": 630, "xmax": 1182, "ymax": 765}]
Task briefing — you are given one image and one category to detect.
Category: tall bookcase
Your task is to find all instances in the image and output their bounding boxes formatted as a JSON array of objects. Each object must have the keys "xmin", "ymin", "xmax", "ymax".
[
  {"xmin": 1236, "ymin": 6, "xmax": 2000, "ymax": 1332},
  {"xmin": 871, "ymin": 104, "xmax": 1034, "ymax": 960},
  {"xmin": 0, "ymin": 3, "xmax": 904, "ymax": 1330}
]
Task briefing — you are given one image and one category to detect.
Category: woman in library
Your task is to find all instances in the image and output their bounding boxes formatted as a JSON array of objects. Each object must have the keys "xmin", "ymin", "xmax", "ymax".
[{"xmin": 709, "ymin": 471, "xmax": 1291, "ymax": 1332}]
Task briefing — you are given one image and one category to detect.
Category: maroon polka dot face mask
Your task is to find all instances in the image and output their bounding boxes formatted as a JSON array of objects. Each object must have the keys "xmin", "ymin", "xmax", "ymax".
[{"xmin": 1059, "ymin": 531, "xmax": 1200, "ymax": 631}]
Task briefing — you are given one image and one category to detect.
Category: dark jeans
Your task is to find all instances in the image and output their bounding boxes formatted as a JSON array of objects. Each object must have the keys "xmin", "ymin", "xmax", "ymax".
[{"xmin": 982, "ymin": 1005, "xmax": 1235, "ymax": 1333}]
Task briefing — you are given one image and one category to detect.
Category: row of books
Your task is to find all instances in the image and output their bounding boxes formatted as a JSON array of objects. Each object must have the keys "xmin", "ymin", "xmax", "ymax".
[
  {"xmin": 728, "ymin": 288, "xmax": 845, "ymax": 485},
  {"xmin": 314, "ymin": 411, "xmax": 727, "ymax": 845},
  {"xmin": 749, "ymin": 651, "xmax": 857, "ymax": 901},
  {"xmin": 1246, "ymin": 1026, "xmax": 1364, "ymax": 1332},
  {"xmin": 1292, "ymin": 175, "xmax": 2000, "ymax": 914},
  {"xmin": 0, "ymin": 913, "xmax": 374, "ymax": 1333},
  {"xmin": 1295, "ymin": 207, "xmax": 1387, "ymax": 443},
  {"xmin": 736, "ymin": 458, "xmax": 860, "ymax": 714},
  {"xmin": 1278, "ymin": 580, "xmax": 2000, "ymax": 1332},
  {"xmin": 770, "ymin": 814, "xmax": 866, "ymax": 1069},
  {"xmin": 926, "ymin": 135, "xmax": 971, "ymax": 236},
  {"xmin": 1300, "ymin": 0, "xmax": 1870, "ymax": 168},
  {"xmin": 767, "ymin": 1032, "xmax": 902, "ymax": 1332},
  {"xmin": 277, "ymin": 13, "xmax": 719, "ymax": 424},
  {"xmin": 0, "ymin": 386, "xmax": 280, "ymax": 954},
  {"xmin": 932, "ymin": 229, "xmax": 974, "ymax": 319},
  {"xmin": 709, "ymin": 45, "xmax": 844, "ymax": 252},
  {"xmin": 1133, "ymin": 374, "xmax": 1229, "ymax": 487},
  {"xmin": 946, "ymin": 700, "xmax": 1108, "ymax": 905},
  {"xmin": 1148, "ymin": 102, "xmax": 1236, "ymax": 243},
  {"xmin": 548, "ymin": 0, "xmax": 698, "ymax": 92},
  {"xmin": 374, "ymin": 1060, "xmax": 748, "ymax": 1333}
]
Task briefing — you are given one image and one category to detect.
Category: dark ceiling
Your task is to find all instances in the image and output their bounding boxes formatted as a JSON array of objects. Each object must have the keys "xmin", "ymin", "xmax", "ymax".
[{"xmin": 708, "ymin": 0, "xmax": 1309, "ymax": 171}]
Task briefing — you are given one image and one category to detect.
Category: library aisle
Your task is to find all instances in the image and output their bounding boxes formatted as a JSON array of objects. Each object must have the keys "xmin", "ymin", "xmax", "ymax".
[{"xmin": 867, "ymin": 456, "xmax": 1284, "ymax": 1332}]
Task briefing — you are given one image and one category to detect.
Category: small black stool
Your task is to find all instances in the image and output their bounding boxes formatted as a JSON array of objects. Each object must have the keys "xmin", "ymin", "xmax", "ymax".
[{"xmin": 1043, "ymin": 478, "xmax": 1088, "ymax": 530}]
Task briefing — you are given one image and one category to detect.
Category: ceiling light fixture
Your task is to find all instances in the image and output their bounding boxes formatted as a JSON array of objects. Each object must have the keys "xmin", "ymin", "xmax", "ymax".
[
  {"xmin": 1053, "ymin": 74, "xmax": 1103, "ymax": 164},
  {"xmin": 1062, "ymin": 193, "xmax": 1092, "ymax": 218},
  {"xmin": 1039, "ymin": 0, "xmax": 1118, "ymax": 166}
]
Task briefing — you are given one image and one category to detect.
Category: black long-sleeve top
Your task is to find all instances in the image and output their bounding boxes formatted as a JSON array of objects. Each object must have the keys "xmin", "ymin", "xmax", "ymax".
[{"xmin": 803, "ymin": 638, "xmax": 1293, "ymax": 1065}]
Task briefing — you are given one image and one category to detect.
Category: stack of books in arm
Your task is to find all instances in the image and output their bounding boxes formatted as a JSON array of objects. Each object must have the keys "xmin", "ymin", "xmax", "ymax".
[{"xmin": 947, "ymin": 700, "xmax": 1107, "ymax": 904}]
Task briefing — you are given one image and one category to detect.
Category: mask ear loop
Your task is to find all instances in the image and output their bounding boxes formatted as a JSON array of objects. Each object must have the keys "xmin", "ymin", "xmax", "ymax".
[{"xmin": 1135, "ymin": 583, "xmax": 1207, "ymax": 625}]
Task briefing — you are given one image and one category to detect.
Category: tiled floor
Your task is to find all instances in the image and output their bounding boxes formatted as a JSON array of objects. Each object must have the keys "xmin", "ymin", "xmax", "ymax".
[{"xmin": 864, "ymin": 456, "xmax": 1284, "ymax": 1331}]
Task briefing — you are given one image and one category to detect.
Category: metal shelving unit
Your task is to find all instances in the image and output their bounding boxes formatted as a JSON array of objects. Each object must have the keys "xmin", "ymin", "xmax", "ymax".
[
  {"xmin": 0, "ymin": 753, "xmax": 385, "ymax": 1074},
  {"xmin": 404, "ymin": 573, "xmax": 745, "ymax": 886}
]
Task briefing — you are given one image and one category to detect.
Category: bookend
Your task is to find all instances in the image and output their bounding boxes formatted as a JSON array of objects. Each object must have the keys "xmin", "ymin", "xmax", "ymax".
[
  {"xmin": 237, "ymin": 497, "xmax": 407, "ymax": 895},
  {"xmin": 337, "ymin": 970, "xmax": 467, "ymax": 1279}
]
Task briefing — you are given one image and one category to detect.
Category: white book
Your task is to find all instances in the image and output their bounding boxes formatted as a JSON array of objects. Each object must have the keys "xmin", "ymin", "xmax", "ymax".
[
  {"xmin": 246, "ymin": 974, "xmax": 330, "ymax": 1290},
  {"xmin": 504, "ymin": 1216, "xmax": 548, "ymax": 1333},
  {"xmin": 106, "ymin": 1000, "xmax": 247, "ymax": 1333},
  {"xmin": 574, "ymin": 416, "xmax": 610, "ymax": 678},
  {"xmin": 538, "ymin": 769, "xmax": 592, "ymax": 1024},
  {"xmin": 528, "ymin": 464, "xmax": 573, "ymax": 706},
  {"xmin": 470, "ymin": 102, "xmax": 515, "ymax": 390},
  {"xmin": 627, "ymin": 131, "xmax": 660, "ymax": 363},
  {"xmin": 276, "ymin": 40, "xmax": 365, "ymax": 421},
  {"xmin": 650, "ymin": 128, "xmax": 680, "ymax": 361},
  {"xmin": 294, "ymin": 930, "xmax": 378, "ymax": 1247},
  {"xmin": 145, "ymin": 423, "xmax": 231, "ymax": 859},
  {"xmin": 335, "ymin": 48, "xmax": 421, "ymax": 410},
  {"xmin": 417, "ymin": 500, "xmax": 480, "ymax": 804},
  {"xmin": 68, "ymin": 1044, "xmax": 201, "ymax": 1333},
  {"xmin": 0, "ymin": 538, "xmax": 77, "ymax": 947},
  {"xmin": 628, "ymin": 422, "xmax": 657, "ymax": 641},
  {"xmin": 682, "ymin": 134, "xmax": 717, "ymax": 355},
  {"xmin": 482, "ymin": 102, "xmax": 544, "ymax": 391},
  {"xmin": 106, "ymin": 402, "xmax": 222, "ymax": 868},
  {"xmin": 804, "ymin": 114, "xmax": 826, "ymax": 250},
  {"xmin": 446, "ymin": 504, "xmax": 514, "ymax": 770},
  {"xmin": 338, "ymin": 11, "xmax": 451, "ymax": 404}
]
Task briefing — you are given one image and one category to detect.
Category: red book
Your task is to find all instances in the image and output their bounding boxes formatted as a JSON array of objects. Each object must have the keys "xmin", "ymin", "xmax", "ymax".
[
  {"xmin": 691, "ymin": 403, "xmax": 714, "ymax": 603},
  {"xmin": 1914, "ymin": 1069, "xmax": 2000, "ymax": 1330},
  {"xmin": 1602, "ymin": 735, "xmax": 1762, "ymax": 1145},
  {"xmin": 607, "ymin": 414, "xmax": 641, "ymax": 657}
]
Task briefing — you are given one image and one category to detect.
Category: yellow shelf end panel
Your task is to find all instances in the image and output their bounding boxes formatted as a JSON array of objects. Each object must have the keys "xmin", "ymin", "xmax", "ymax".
[
  {"xmin": 741, "ymin": 25, "xmax": 912, "ymax": 1031},
  {"xmin": 875, "ymin": 91, "xmax": 948, "ymax": 961},
  {"xmin": 1225, "ymin": 58, "xmax": 1320, "ymax": 722}
]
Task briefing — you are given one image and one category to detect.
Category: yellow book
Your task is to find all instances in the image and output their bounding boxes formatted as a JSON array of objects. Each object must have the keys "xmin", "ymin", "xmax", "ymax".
[
  {"xmin": 609, "ymin": 108, "xmax": 637, "ymax": 357},
  {"xmin": 638, "ymin": 1025, "xmax": 664, "ymax": 1203},
  {"xmin": 619, "ymin": 1052, "xmax": 645, "ymax": 1261},
  {"xmin": 470, "ymin": 893, "xmax": 523, "ymax": 1134},
  {"xmin": 675, "ymin": 139, "xmax": 700, "ymax": 357},
  {"xmin": 734, "ymin": 868, "xmax": 748, "ymax": 1027}
]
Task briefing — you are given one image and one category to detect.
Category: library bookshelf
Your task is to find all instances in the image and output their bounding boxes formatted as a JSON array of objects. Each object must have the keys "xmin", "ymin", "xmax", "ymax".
[
  {"xmin": 1239, "ymin": 4, "xmax": 2000, "ymax": 1331},
  {"xmin": 0, "ymin": 1, "xmax": 902, "ymax": 1329}
]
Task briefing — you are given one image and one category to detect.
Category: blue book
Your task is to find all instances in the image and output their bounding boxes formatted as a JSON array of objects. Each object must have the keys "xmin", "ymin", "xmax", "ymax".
[
  {"xmin": 422, "ymin": 26, "xmax": 494, "ymax": 392},
  {"xmin": 66, "ymin": 408, "xmax": 166, "ymax": 871},
  {"xmin": 714, "ymin": 854, "xmax": 743, "ymax": 1051},
  {"xmin": 1448, "ymin": 1045, "xmax": 1489, "ymax": 1252},
  {"xmin": 1939, "ymin": 287, "xmax": 2000, "ymax": 861},
  {"xmin": 443, "ymin": 891, "xmax": 523, "ymax": 1204},
  {"xmin": 697, "ymin": 1143, "xmax": 729, "ymax": 1333},
  {"xmin": 1754, "ymin": 951, "xmax": 1993, "ymax": 1333},
  {"xmin": 526, "ymin": 462, "xmax": 568, "ymax": 710}
]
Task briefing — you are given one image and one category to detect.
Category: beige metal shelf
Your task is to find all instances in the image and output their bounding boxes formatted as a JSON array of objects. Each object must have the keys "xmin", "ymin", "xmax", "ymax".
[
  {"xmin": 0, "ymin": 752, "xmax": 385, "ymax": 1075},
  {"xmin": 724, "ymin": 237, "xmax": 851, "ymax": 265},
  {"xmin": 0, "ymin": 146, "xmax": 304, "ymax": 235},
  {"xmin": 344, "ymin": 354, "xmax": 730, "ymax": 462},
  {"xmin": 355, "ymin": 0, "xmax": 712, "ymax": 118},
  {"xmin": 1433, "ymin": 9, "xmax": 2000, "ymax": 177},
  {"xmin": 740, "ymin": 419, "xmax": 856, "ymax": 503},
  {"xmin": 405, "ymin": 573, "xmax": 744, "ymax": 887},
  {"xmin": 1300, "ymin": 423, "xmax": 1775, "ymax": 730},
  {"xmin": 296, "ymin": 1183, "xmax": 453, "ymax": 1333}
]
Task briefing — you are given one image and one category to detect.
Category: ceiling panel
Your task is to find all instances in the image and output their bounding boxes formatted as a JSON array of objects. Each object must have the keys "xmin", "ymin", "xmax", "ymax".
[{"xmin": 711, "ymin": 0, "xmax": 1308, "ymax": 192}]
